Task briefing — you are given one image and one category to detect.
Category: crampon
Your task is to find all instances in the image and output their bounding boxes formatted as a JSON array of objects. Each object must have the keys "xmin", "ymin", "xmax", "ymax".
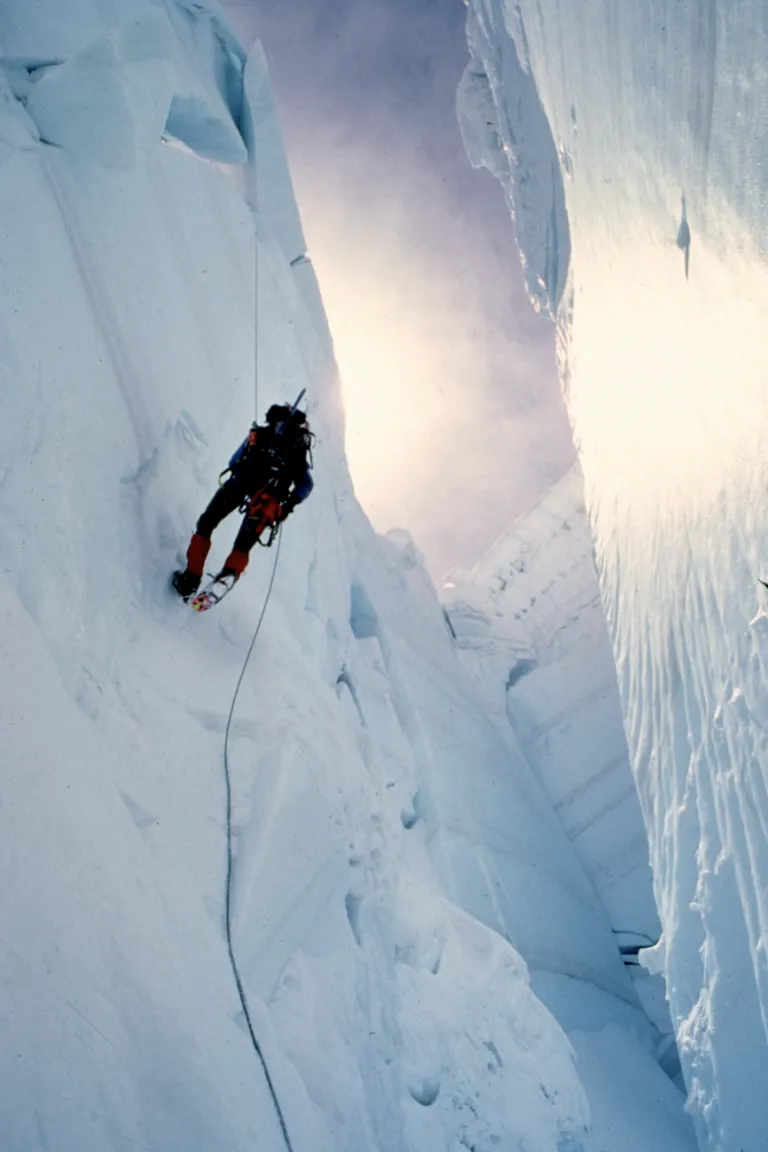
[{"xmin": 189, "ymin": 572, "xmax": 238, "ymax": 612}]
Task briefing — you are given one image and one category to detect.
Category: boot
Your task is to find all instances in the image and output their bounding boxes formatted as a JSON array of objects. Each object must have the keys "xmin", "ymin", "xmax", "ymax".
[{"xmin": 172, "ymin": 569, "xmax": 201, "ymax": 599}]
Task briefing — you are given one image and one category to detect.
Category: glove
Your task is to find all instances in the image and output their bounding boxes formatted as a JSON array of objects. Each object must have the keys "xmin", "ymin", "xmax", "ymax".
[{"xmin": 279, "ymin": 499, "xmax": 295, "ymax": 521}]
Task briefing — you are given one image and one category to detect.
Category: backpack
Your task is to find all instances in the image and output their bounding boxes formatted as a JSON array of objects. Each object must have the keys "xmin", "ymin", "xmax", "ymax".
[{"xmin": 265, "ymin": 405, "xmax": 314, "ymax": 464}]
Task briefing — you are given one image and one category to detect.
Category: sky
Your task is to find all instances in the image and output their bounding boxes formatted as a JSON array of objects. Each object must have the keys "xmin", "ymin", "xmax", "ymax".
[{"xmin": 223, "ymin": 0, "xmax": 575, "ymax": 579}]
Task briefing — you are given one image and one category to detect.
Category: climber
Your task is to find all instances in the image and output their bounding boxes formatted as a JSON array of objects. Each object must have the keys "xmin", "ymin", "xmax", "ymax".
[{"xmin": 172, "ymin": 403, "xmax": 314, "ymax": 599}]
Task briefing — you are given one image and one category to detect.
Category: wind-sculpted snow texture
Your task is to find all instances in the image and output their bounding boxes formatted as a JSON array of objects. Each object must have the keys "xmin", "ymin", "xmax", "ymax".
[
  {"xmin": 462, "ymin": 0, "xmax": 768, "ymax": 1147},
  {"xmin": 443, "ymin": 469, "xmax": 662, "ymax": 968},
  {"xmin": 443, "ymin": 469, "xmax": 690, "ymax": 1125},
  {"xmin": 0, "ymin": 2, "xmax": 686, "ymax": 1150}
]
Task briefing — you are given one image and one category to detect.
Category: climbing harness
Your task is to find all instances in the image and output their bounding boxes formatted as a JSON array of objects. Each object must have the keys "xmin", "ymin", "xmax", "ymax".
[
  {"xmin": 222, "ymin": 530, "xmax": 295, "ymax": 1152},
  {"xmin": 237, "ymin": 485, "xmax": 283, "ymax": 546}
]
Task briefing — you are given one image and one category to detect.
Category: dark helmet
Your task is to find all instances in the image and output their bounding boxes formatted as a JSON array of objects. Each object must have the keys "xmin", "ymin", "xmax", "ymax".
[
  {"xmin": 266, "ymin": 403, "xmax": 291, "ymax": 424},
  {"xmin": 266, "ymin": 403, "xmax": 309, "ymax": 434}
]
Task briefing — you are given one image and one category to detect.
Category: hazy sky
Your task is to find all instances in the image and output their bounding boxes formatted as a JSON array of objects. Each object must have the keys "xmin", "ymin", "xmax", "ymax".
[{"xmin": 223, "ymin": 0, "xmax": 574, "ymax": 579}]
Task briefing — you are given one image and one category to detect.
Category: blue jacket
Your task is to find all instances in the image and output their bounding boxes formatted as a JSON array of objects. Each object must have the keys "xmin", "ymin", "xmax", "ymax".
[{"xmin": 228, "ymin": 427, "xmax": 314, "ymax": 508}]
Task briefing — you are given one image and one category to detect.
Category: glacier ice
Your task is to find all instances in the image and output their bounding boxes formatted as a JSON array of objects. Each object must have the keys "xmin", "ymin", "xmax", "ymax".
[
  {"xmin": 22, "ymin": 24, "xmax": 174, "ymax": 168},
  {"xmin": 461, "ymin": 0, "xmax": 768, "ymax": 1146},
  {"xmin": 444, "ymin": 468, "xmax": 660, "ymax": 944},
  {"xmin": 458, "ymin": 0, "xmax": 570, "ymax": 315}
]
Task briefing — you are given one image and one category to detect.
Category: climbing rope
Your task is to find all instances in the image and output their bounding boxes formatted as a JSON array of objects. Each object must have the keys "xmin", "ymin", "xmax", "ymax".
[
  {"xmin": 222, "ymin": 530, "xmax": 296, "ymax": 1152},
  {"xmin": 218, "ymin": 111, "xmax": 296, "ymax": 1148},
  {"xmin": 252, "ymin": 188, "xmax": 260, "ymax": 418}
]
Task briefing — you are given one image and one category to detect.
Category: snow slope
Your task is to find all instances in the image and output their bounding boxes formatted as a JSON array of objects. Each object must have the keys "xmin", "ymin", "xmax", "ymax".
[
  {"xmin": 0, "ymin": 2, "xmax": 693, "ymax": 1150},
  {"xmin": 461, "ymin": 1, "xmax": 768, "ymax": 1147}
]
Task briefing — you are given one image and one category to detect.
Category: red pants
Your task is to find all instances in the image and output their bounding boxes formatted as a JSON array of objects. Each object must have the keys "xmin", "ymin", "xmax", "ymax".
[{"xmin": 185, "ymin": 482, "xmax": 282, "ymax": 578}]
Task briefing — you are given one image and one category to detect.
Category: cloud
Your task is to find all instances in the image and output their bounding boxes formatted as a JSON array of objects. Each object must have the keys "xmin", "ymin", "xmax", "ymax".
[{"xmin": 223, "ymin": 0, "xmax": 574, "ymax": 578}]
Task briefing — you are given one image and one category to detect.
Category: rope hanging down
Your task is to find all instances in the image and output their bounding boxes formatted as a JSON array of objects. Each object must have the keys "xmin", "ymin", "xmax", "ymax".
[
  {"xmin": 222, "ymin": 530, "xmax": 295, "ymax": 1152},
  {"xmin": 253, "ymin": 214, "xmax": 260, "ymax": 417},
  {"xmin": 220, "ymin": 103, "xmax": 294, "ymax": 1146}
]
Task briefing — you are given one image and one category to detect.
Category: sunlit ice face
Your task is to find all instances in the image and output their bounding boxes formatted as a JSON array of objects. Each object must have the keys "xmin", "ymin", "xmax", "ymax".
[{"xmin": 567, "ymin": 201, "xmax": 768, "ymax": 533}]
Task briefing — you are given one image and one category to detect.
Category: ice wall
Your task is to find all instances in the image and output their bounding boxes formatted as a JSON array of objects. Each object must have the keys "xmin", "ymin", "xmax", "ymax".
[
  {"xmin": 444, "ymin": 468, "xmax": 660, "ymax": 949},
  {"xmin": 461, "ymin": 0, "xmax": 768, "ymax": 1147},
  {"xmin": 443, "ymin": 466, "xmax": 683, "ymax": 1086}
]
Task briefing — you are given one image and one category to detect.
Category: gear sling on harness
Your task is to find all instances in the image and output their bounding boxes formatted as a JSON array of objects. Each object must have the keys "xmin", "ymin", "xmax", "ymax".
[{"xmin": 240, "ymin": 486, "xmax": 282, "ymax": 546}]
